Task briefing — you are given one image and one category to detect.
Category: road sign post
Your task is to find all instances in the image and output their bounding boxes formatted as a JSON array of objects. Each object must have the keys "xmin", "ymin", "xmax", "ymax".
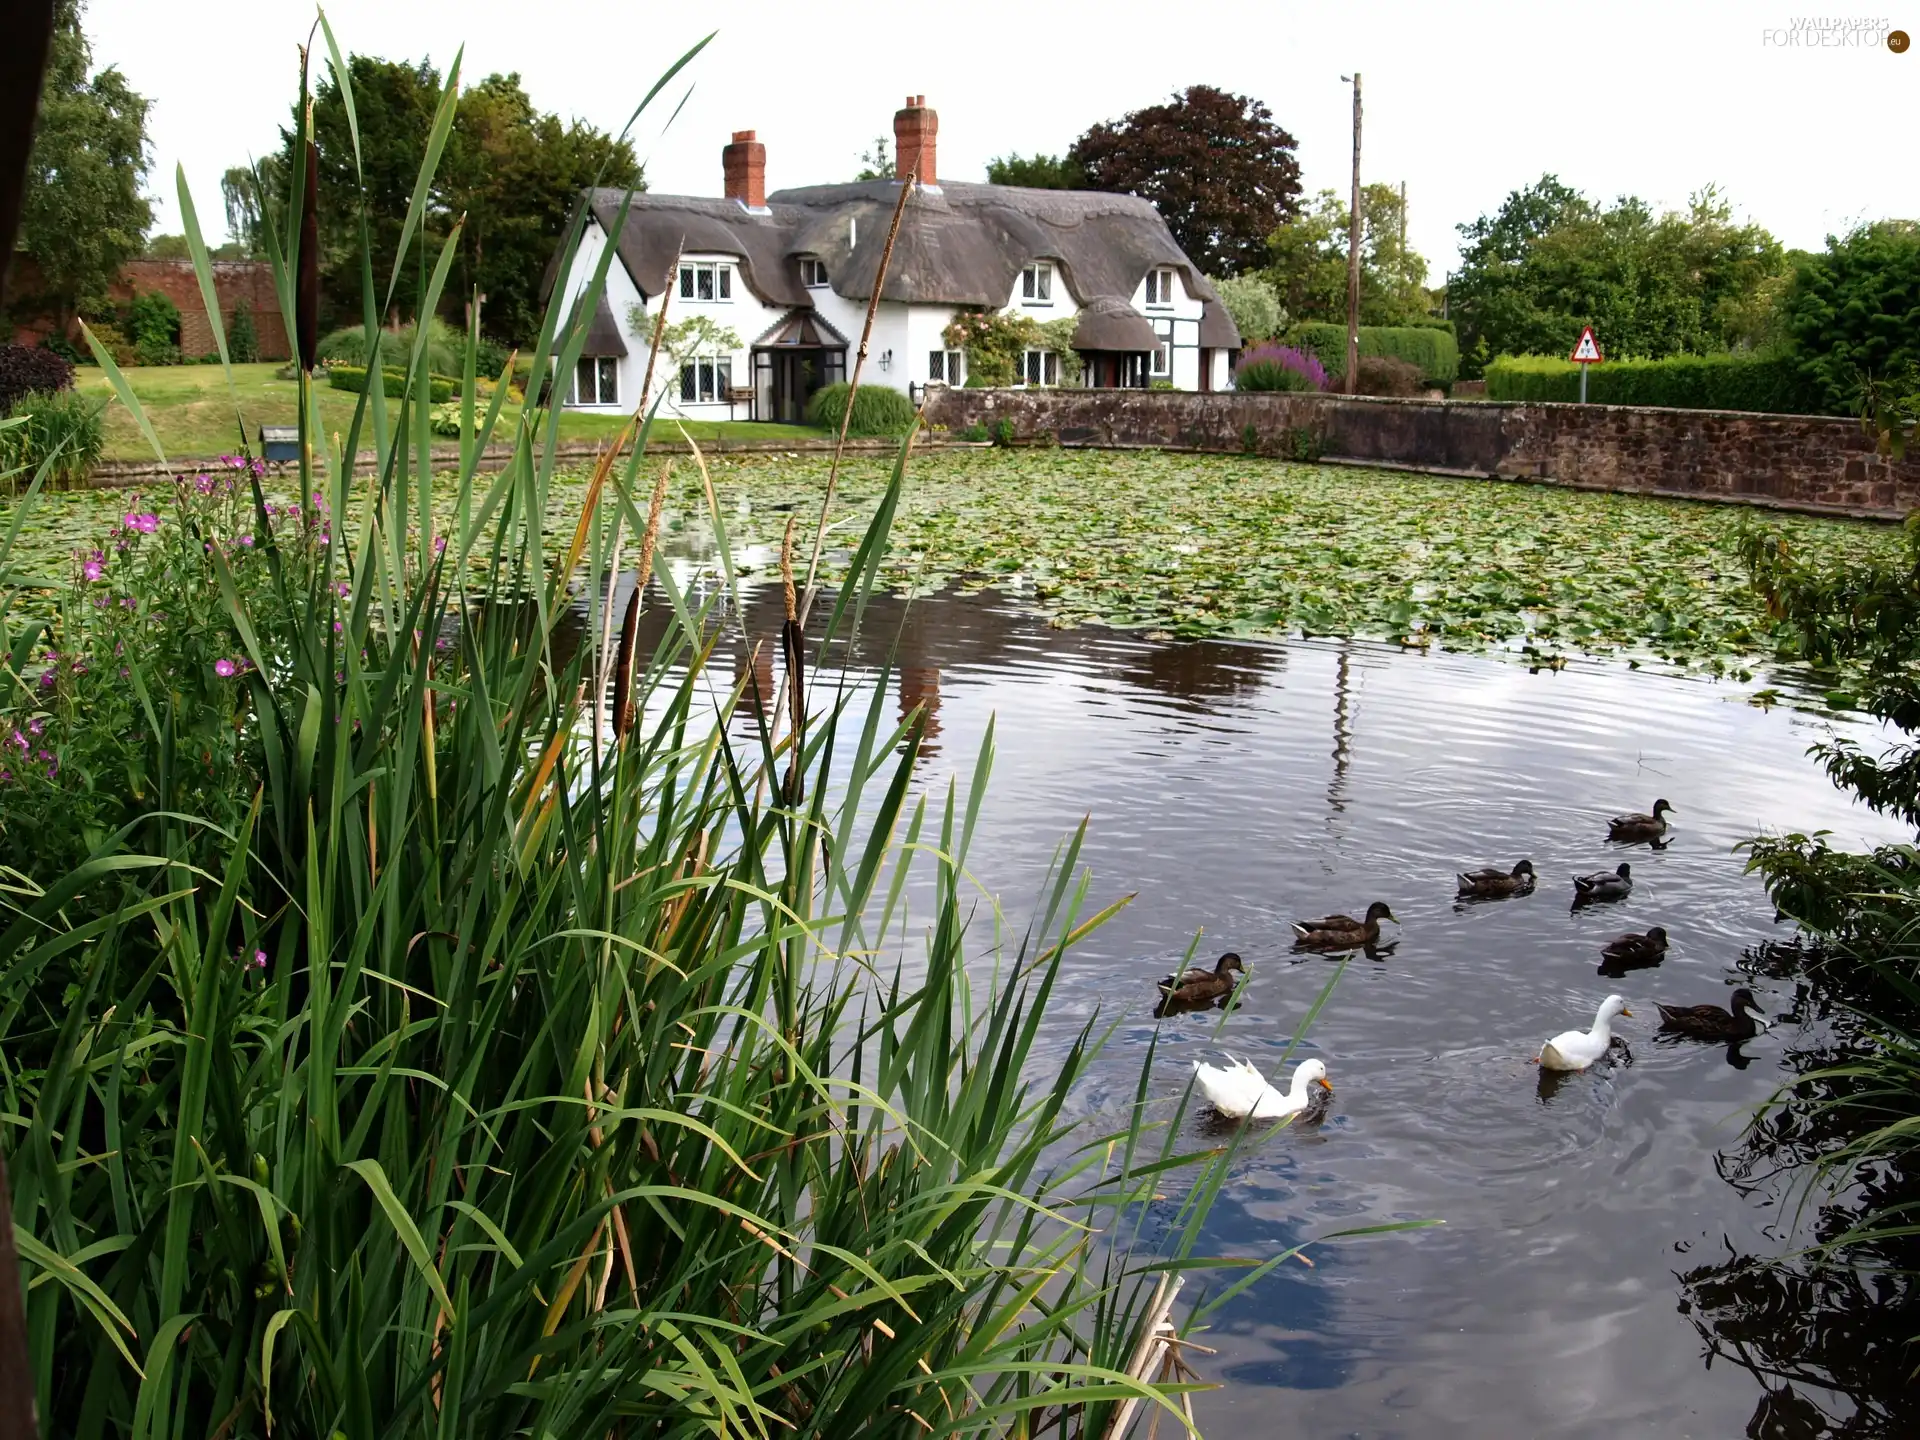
[{"xmin": 1569, "ymin": 326, "xmax": 1603, "ymax": 403}]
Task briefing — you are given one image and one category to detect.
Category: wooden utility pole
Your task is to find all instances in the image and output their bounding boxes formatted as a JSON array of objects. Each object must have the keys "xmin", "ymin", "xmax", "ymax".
[{"xmin": 1344, "ymin": 73, "xmax": 1363, "ymax": 394}]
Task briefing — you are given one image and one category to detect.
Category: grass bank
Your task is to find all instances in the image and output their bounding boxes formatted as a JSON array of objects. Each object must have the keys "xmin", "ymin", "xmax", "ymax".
[{"xmin": 76, "ymin": 361, "xmax": 826, "ymax": 460}]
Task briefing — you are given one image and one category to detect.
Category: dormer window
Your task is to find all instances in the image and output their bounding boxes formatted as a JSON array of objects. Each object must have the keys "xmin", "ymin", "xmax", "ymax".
[
  {"xmin": 799, "ymin": 256, "xmax": 830, "ymax": 289},
  {"xmin": 1020, "ymin": 262, "xmax": 1054, "ymax": 305},
  {"xmin": 679, "ymin": 261, "xmax": 733, "ymax": 302},
  {"xmin": 1145, "ymin": 268, "xmax": 1176, "ymax": 307}
]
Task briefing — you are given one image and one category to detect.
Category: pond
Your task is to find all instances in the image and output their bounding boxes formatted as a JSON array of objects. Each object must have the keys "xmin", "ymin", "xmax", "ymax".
[{"xmin": 614, "ymin": 562, "xmax": 1914, "ymax": 1440}]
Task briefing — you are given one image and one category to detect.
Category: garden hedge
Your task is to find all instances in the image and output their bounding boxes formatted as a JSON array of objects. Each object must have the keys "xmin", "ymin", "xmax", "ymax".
[
  {"xmin": 327, "ymin": 364, "xmax": 459, "ymax": 404},
  {"xmin": 1287, "ymin": 323, "xmax": 1460, "ymax": 385},
  {"xmin": 1483, "ymin": 352, "xmax": 1830, "ymax": 414},
  {"xmin": 805, "ymin": 381, "xmax": 917, "ymax": 436}
]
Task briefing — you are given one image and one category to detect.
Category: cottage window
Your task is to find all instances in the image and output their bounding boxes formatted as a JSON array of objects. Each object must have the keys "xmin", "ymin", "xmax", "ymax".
[
  {"xmin": 678, "ymin": 354, "xmax": 734, "ymax": 404},
  {"xmin": 679, "ymin": 262, "xmax": 733, "ymax": 302},
  {"xmin": 928, "ymin": 349, "xmax": 965, "ymax": 385},
  {"xmin": 570, "ymin": 356, "xmax": 619, "ymax": 406},
  {"xmin": 1020, "ymin": 263, "xmax": 1053, "ymax": 304},
  {"xmin": 1145, "ymin": 268, "xmax": 1177, "ymax": 307},
  {"xmin": 1150, "ymin": 320, "xmax": 1173, "ymax": 377},
  {"xmin": 800, "ymin": 257, "xmax": 830, "ymax": 288},
  {"xmin": 1017, "ymin": 350, "xmax": 1059, "ymax": 387}
]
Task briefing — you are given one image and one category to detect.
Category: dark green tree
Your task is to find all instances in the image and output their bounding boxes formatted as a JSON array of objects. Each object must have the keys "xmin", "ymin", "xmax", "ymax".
[
  {"xmin": 439, "ymin": 72, "xmax": 641, "ymax": 345},
  {"xmin": 1265, "ymin": 184, "xmax": 1431, "ymax": 326},
  {"xmin": 985, "ymin": 153, "xmax": 1085, "ymax": 189},
  {"xmin": 221, "ymin": 157, "xmax": 286, "ymax": 259},
  {"xmin": 1784, "ymin": 220, "xmax": 1920, "ymax": 414},
  {"xmin": 12, "ymin": 0, "xmax": 152, "ymax": 333},
  {"xmin": 1067, "ymin": 85, "xmax": 1300, "ymax": 275}
]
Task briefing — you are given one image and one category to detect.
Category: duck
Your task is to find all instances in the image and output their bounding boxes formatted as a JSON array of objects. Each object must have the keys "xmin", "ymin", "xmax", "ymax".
[
  {"xmin": 1608, "ymin": 799, "xmax": 1675, "ymax": 843},
  {"xmin": 1599, "ymin": 926, "xmax": 1668, "ymax": 968},
  {"xmin": 1657, "ymin": 987, "xmax": 1770, "ymax": 1042},
  {"xmin": 1457, "ymin": 859, "xmax": 1536, "ymax": 898},
  {"xmin": 1158, "ymin": 952, "xmax": 1244, "ymax": 1005},
  {"xmin": 1571, "ymin": 863, "xmax": 1633, "ymax": 904},
  {"xmin": 1538, "ymin": 993, "xmax": 1634, "ymax": 1071},
  {"xmin": 1292, "ymin": 901, "xmax": 1397, "ymax": 951},
  {"xmin": 1192, "ymin": 1056, "xmax": 1332, "ymax": 1120}
]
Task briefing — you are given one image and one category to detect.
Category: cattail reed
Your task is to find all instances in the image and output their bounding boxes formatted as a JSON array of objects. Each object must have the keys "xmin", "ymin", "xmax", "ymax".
[
  {"xmin": 780, "ymin": 517, "xmax": 806, "ymax": 805},
  {"xmin": 613, "ymin": 463, "xmax": 670, "ymax": 743},
  {"xmin": 297, "ymin": 123, "xmax": 319, "ymax": 374}
]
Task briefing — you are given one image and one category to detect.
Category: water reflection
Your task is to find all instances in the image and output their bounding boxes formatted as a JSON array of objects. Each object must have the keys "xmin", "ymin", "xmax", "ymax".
[{"xmin": 567, "ymin": 569, "xmax": 1916, "ymax": 1439}]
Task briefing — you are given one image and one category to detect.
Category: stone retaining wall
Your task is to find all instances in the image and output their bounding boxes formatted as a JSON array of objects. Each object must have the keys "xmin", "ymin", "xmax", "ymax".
[{"xmin": 921, "ymin": 389, "xmax": 1920, "ymax": 519}]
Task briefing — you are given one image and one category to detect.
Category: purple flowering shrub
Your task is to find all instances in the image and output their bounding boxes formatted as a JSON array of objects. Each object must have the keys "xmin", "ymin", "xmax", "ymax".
[
  {"xmin": 0, "ymin": 456, "xmax": 335, "ymax": 872},
  {"xmin": 1231, "ymin": 343, "xmax": 1328, "ymax": 393}
]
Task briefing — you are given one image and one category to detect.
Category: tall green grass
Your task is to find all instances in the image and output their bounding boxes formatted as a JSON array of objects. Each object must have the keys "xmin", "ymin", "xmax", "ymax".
[{"xmin": 0, "ymin": 19, "xmax": 1407, "ymax": 1437}]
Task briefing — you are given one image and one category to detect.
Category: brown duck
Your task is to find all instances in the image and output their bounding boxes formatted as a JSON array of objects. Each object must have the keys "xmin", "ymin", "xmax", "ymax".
[
  {"xmin": 1600, "ymin": 926, "xmax": 1668, "ymax": 967},
  {"xmin": 1657, "ymin": 987, "xmax": 1769, "ymax": 1041},
  {"xmin": 1608, "ymin": 799, "xmax": 1675, "ymax": 843},
  {"xmin": 1292, "ymin": 902, "xmax": 1397, "ymax": 951},
  {"xmin": 1158, "ymin": 952, "xmax": 1244, "ymax": 1005},
  {"xmin": 1457, "ymin": 860, "xmax": 1536, "ymax": 898}
]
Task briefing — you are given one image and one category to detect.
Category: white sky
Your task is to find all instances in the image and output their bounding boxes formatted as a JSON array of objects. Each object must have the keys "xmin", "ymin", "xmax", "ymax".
[{"xmin": 89, "ymin": 0, "xmax": 1917, "ymax": 278}]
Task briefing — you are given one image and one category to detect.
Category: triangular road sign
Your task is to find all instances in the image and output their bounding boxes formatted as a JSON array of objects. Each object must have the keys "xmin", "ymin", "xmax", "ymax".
[{"xmin": 1570, "ymin": 327, "xmax": 1603, "ymax": 363}]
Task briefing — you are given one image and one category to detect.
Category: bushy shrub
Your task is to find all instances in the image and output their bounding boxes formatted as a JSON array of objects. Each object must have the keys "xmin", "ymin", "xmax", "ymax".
[
  {"xmin": 1784, "ymin": 221, "xmax": 1920, "ymax": 415},
  {"xmin": 1287, "ymin": 322, "xmax": 1461, "ymax": 385},
  {"xmin": 127, "ymin": 290, "xmax": 183, "ymax": 366},
  {"xmin": 1484, "ymin": 351, "xmax": 1828, "ymax": 412},
  {"xmin": 805, "ymin": 381, "xmax": 917, "ymax": 436},
  {"xmin": 327, "ymin": 364, "xmax": 458, "ymax": 404},
  {"xmin": 317, "ymin": 318, "xmax": 464, "ymax": 375},
  {"xmin": 959, "ymin": 422, "xmax": 990, "ymax": 442},
  {"xmin": 82, "ymin": 320, "xmax": 136, "ymax": 366},
  {"xmin": 429, "ymin": 399, "xmax": 475, "ymax": 438},
  {"xmin": 1336, "ymin": 355, "xmax": 1426, "ymax": 397},
  {"xmin": 0, "ymin": 343, "xmax": 76, "ymax": 414},
  {"xmin": 1211, "ymin": 273, "xmax": 1287, "ymax": 344},
  {"xmin": 227, "ymin": 299, "xmax": 260, "ymax": 363},
  {"xmin": 0, "ymin": 390, "xmax": 106, "ymax": 487},
  {"xmin": 1233, "ymin": 343, "xmax": 1326, "ymax": 392}
]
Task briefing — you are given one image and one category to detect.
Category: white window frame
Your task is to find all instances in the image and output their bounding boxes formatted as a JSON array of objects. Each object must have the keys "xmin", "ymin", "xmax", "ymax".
[
  {"xmin": 1016, "ymin": 349, "xmax": 1059, "ymax": 388},
  {"xmin": 678, "ymin": 261, "xmax": 733, "ymax": 302},
  {"xmin": 1020, "ymin": 262, "xmax": 1054, "ymax": 305},
  {"xmin": 1145, "ymin": 268, "xmax": 1177, "ymax": 308},
  {"xmin": 927, "ymin": 348, "xmax": 965, "ymax": 386},
  {"xmin": 1150, "ymin": 320, "xmax": 1172, "ymax": 377},
  {"xmin": 677, "ymin": 352, "xmax": 734, "ymax": 404},
  {"xmin": 799, "ymin": 257, "xmax": 830, "ymax": 289},
  {"xmin": 570, "ymin": 355, "xmax": 619, "ymax": 406}
]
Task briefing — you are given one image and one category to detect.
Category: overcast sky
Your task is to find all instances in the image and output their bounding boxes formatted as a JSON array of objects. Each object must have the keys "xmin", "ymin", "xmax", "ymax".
[{"xmin": 90, "ymin": 0, "xmax": 1916, "ymax": 278}]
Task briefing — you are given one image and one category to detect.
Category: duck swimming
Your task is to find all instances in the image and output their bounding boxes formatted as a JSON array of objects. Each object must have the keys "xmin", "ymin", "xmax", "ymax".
[
  {"xmin": 1292, "ymin": 901, "xmax": 1397, "ymax": 951},
  {"xmin": 1572, "ymin": 863, "xmax": 1633, "ymax": 904},
  {"xmin": 1158, "ymin": 952, "xmax": 1244, "ymax": 1005},
  {"xmin": 1608, "ymin": 799, "xmax": 1675, "ymax": 843},
  {"xmin": 1456, "ymin": 859, "xmax": 1536, "ymax": 898},
  {"xmin": 1539, "ymin": 993, "xmax": 1634, "ymax": 1071},
  {"xmin": 1599, "ymin": 926, "xmax": 1668, "ymax": 969},
  {"xmin": 1192, "ymin": 1057, "xmax": 1332, "ymax": 1120},
  {"xmin": 1657, "ymin": 987, "xmax": 1769, "ymax": 1042}
]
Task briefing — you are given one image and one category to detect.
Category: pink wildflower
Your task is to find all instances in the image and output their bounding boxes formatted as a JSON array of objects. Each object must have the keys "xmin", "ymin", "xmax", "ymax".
[{"xmin": 214, "ymin": 658, "xmax": 238, "ymax": 677}]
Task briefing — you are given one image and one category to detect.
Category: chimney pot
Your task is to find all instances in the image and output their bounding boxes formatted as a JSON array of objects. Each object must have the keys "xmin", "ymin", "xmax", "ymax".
[
  {"xmin": 723, "ymin": 128, "xmax": 766, "ymax": 210},
  {"xmin": 893, "ymin": 96, "xmax": 937, "ymax": 186}
]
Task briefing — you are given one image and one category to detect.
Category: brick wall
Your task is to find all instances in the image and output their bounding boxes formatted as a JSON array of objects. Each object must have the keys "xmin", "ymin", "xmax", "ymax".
[
  {"xmin": 921, "ymin": 389, "xmax": 1920, "ymax": 520},
  {"xmin": 6, "ymin": 255, "xmax": 289, "ymax": 360}
]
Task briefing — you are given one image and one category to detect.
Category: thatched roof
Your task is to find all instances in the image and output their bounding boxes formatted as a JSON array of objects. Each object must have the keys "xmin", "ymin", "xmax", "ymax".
[
  {"xmin": 548, "ymin": 182, "xmax": 1241, "ymax": 350},
  {"xmin": 581, "ymin": 294, "xmax": 628, "ymax": 356},
  {"xmin": 1071, "ymin": 296, "xmax": 1160, "ymax": 353}
]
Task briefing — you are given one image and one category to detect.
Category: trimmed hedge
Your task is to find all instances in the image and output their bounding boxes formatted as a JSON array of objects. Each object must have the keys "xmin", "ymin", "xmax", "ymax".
[
  {"xmin": 805, "ymin": 382, "xmax": 917, "ymax": 436},
  {"xmin": 327, "ymin": 365, "xmax": 458, "ymax": 404},
  {"xmin": 1483, "ymin": 352, "xmax": 1829, "ymax": 414},
  {"xmin": 0, "ymin": 344, "xmax": 76, "ymax": 415},
  {"xmin": 1287, "ymin": 323, "xmax": 1460, "ymax": 385}
]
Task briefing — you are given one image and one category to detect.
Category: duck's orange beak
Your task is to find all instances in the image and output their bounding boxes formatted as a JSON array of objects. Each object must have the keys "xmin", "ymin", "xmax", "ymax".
[
  {"xmin": 1317, "ymin": 1077, "xmax": 1334, "ymax": 1091},
  {"xmin": 1620, "ymin": 1007, "xmax": 1634, "ymax": 1018}
]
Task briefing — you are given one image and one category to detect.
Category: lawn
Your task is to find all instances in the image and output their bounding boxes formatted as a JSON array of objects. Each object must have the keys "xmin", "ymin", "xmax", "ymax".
[
  {"xmin": 5, "ymin": 447, "xmax": 1901, "ymax": 677},
  {"xmin": 77, "ymin": 362, "xmax": 827, "ymax": 461}
]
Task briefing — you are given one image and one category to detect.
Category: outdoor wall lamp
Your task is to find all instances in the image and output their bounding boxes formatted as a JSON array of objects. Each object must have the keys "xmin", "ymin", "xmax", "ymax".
[{"xmin": 879, "ymin": 349, "xmax": 893, "ymax": 371}]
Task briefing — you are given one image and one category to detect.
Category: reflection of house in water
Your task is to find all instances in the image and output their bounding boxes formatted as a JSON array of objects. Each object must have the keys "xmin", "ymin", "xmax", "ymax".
[
  {"xmin": 733, "ymin": 642, "xmax": 778, "ymax": 720},
  {"xmin": 898, "ymin": 666, "xmax": 942, "ymax": 760}
]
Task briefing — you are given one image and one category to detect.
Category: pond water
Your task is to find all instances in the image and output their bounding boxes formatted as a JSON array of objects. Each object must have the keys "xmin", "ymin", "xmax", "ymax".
[{"xmin": 606, "ymin": 564, "xmax": 1915, "ymax": 1439}]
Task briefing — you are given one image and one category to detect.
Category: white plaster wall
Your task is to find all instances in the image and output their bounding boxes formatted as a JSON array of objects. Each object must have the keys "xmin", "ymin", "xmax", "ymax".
[
  {"xmin": 1001, "ymin": 257, "xmax": 1082, "ymax": 325},
  {"xmin": 1126, "ymin": 266, "xmax": 1206, "ymax": 391}
]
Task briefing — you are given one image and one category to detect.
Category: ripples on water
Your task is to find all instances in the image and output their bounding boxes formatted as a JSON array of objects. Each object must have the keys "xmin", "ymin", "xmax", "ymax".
[{"xmin": 594, "ymin": 569, "xmax": 1915, "ymax": 1439}]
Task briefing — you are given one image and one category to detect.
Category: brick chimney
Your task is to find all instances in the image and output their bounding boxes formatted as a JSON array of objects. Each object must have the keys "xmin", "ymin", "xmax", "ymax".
[
  {"xmin": 723, "ymin": 129, "xmax": 766, "ymax": 210},
  {"xmin": 893, "ymin": 96, "xmax": 937, "ymax": 186}
]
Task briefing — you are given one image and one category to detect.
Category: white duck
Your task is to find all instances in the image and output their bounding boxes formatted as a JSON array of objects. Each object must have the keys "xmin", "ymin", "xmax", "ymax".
[
  {"xmin": 1192, "ymin": 1057, "xmax": 1332, "ymax": 1119},
  {"xmin": 1538, "ymin": 993, "xmax": 1633, "ymax": 1071}
]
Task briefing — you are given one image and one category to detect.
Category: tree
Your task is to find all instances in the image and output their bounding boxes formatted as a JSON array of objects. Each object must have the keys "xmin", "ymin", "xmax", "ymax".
[
  {"xmin": 985, "ymin": 153, "xmax": 1085, "ymax": 189},
  {"xmin": 1265, "ymin": 184, "xmax": 1431, "ymax": 326},
  {"xmin": 221, "ymin": 157, "xmax": 285, "ymax": 259},
  {"xmin": 1448, "ymin": 175, "xmax": 1788, "ymax": 376},
  {"xmin": 13, "ymin": 0, "xmax": 152, "ymax": 332},
  {"xmin": 1067, "ymin": 86, "xmax": 1300, "ymax": 276},
  {"xmin": 853, "ymin": 136, "xmax": 891, "ymax": 183},
  {"xmin": 1783, "ymin": 220, "xmax": 1920, "ymax": 414},
  {"xmin": 1209, "ymin": 273, "xmax": 1286, "ymax": 344},
  {"xmin": 439, "ymin": 73, "xmax": 640, "ymax": 346}
]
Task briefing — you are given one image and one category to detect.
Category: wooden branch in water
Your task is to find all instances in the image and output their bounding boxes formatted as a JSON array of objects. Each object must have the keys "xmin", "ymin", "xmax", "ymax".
[{"xmin": 1101, "ymin": 1274, "xmax": 1183, "ymax": 1440}]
